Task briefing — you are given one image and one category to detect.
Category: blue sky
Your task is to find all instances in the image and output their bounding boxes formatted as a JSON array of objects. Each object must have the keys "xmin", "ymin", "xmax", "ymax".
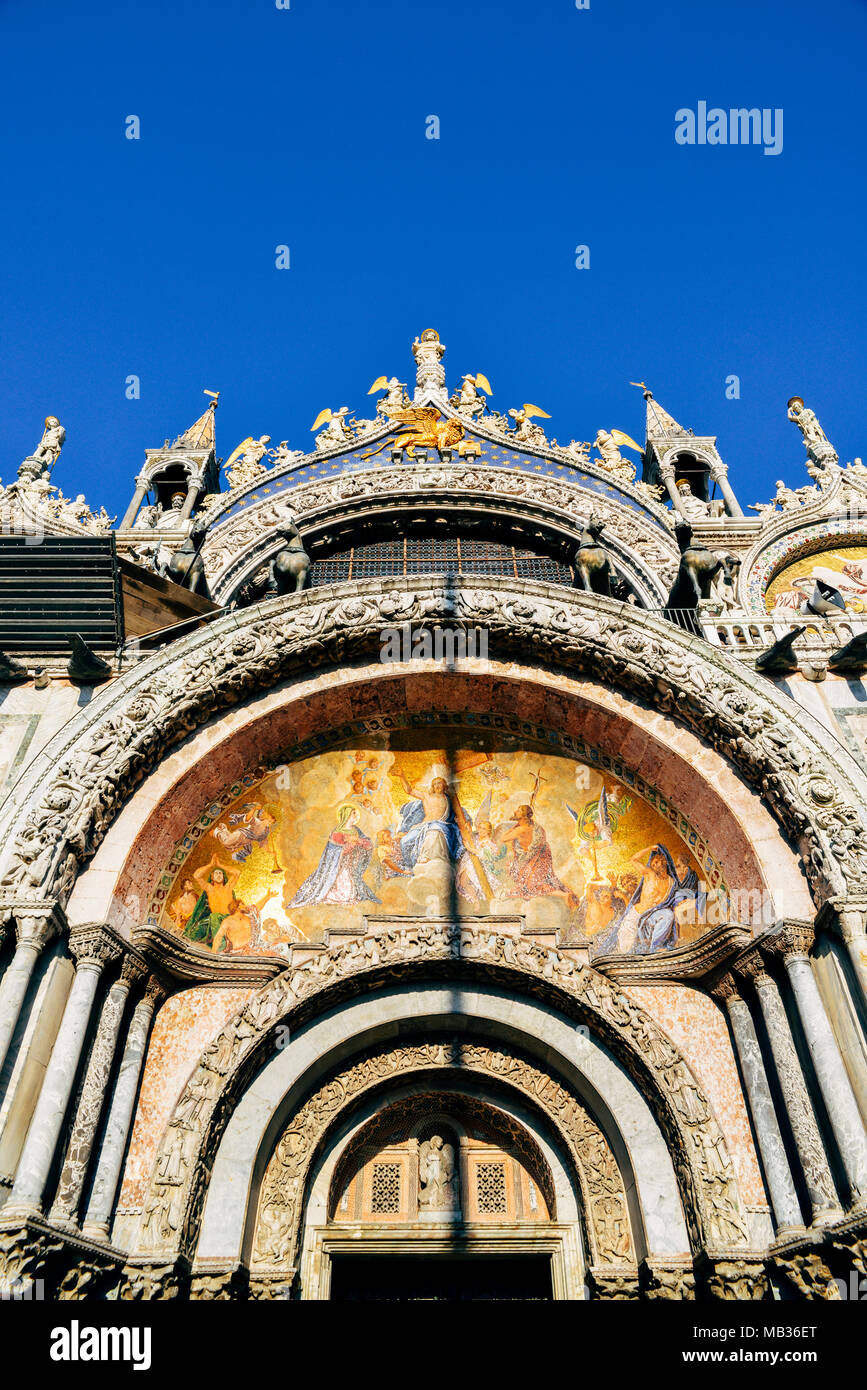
[{"xmin": 1, "ymin": 0, "xmax": 865, "ymax": 519}]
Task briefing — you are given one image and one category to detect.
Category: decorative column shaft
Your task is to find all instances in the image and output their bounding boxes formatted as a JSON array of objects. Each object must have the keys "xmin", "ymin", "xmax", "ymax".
[
  {"xmin": 48, "ymin": 955, "xmax": 146, "ymax": 1228},
  {"xmin": 708, "ymin": 460, "xmax": 744, "ymax": 518},
  {"xmin": 737, "ymin": 951, "xmax": 841, "ymax": 1224},
  {"xmin": 0, "ymin": 914, "xmax": 56, "ymax": 1085},
  {"xmin": 178, "ymin": 473, "xmax": 201, "ymax": 523},
  {"xmin": 4, "ymin": 927, "xmax": 120, "ymax": 1218},
  {"xmin": 769, "ymin": 926, "xmax": 867, "ymax": 1208},
  {"xmin": 82, "ymin": 976, "xmax": 165, "ymax": 1241},
  {"xmin": 119, "ymin": 474, "xmax": 150, "ymax": 530},
  {"xmin": 836, "ymin": 910, "xmax": 867, "ymax": 1009},
  {"xmin": 713, "ymin": 975, "xmax": 803, "ymax": 1234},
  {"xmin": 657, "ymin": 460, "xmax": 684, "ymax": 513}
]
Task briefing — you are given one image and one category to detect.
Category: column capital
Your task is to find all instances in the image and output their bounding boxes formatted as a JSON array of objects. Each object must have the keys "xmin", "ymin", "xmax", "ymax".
[
  {"xmin": 762, "ymin": 922, "xmax": 815, "ymax": 964},
  {"xmin": 708, "ymin": 459, "xmax": 729, "ymax": 482},
  {"xmin": 733, "ymin": 949, "xmax": 772, "ymax": 987},
  {"xmin": 709, "ymin": 973, "xmax": 742, "ymax": 1004},
  {"xmin": 68, "ymin": 923, "xmax": 125, "ymax": 972},
  {"xmin": 142, "ymin": 975, "xmax": 168, "ymax": 1010},
  {"xmin": 658, "ymin": 459, "xmax": 676, "ymax": 481},
  {"xmin": 119, "ymin": 952, "xmax": 150, "ymax": 988},
  {"xmin": 13, "ymin": 904, "xmax": 64, "ymax": 950}
]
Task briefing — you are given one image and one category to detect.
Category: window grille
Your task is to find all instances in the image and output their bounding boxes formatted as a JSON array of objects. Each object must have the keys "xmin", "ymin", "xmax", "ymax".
[
  {"xmin": 475, "ymin": 1161, "xmax": 508, "ymax": 1214},
  {"xmin": 310, "ymin": 538, "xmax": 571, "ymax": 588},
  {"xmin": 370, "ymin": 1162, "xmax": 402, "ymax": 1213}
]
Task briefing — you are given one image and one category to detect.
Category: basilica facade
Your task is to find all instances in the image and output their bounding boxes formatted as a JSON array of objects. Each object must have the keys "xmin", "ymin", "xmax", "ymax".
[{"xmin": 1, "ymin": 332, "xmax": 866, "ymax": 1300}]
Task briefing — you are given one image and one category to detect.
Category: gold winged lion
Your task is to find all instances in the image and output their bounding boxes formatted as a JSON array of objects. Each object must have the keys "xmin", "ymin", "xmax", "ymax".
[{"xmin": 361, "ymin": 406, "xmax": 465, "ymax": 460}]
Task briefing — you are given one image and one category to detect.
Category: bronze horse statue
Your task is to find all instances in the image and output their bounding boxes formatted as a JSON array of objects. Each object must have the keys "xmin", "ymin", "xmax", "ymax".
[
  {"xmin": 165, "ymin": 518, "xmax": 210, "ymax": 596},
  {"xmin": 270, "ymin": 515, "xmax": 310, "ymax": 594},
  {"xmin": 572, "ymin": 515, "xmax": 616, "ymax": 597}
]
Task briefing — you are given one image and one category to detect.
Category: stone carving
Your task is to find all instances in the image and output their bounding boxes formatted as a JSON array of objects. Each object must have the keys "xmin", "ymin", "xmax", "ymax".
[
  {"xmin": 418, "ymin": 1135, "xmax": 458, "ymax": 1210},
  {"xmin": 24, "ymin": 415, "xmax": 66, "ymax": 475},
  {"xmin": 787, "ymin": 397, "xmax": 838, "ymax": 466},
  {"xmin": 135, "ymin": 925, "xmax": 746, "ymax": 1268},
  {"xmin": 675, "ymin": 480, "xmax": 711, "ymax": 520},
  {"xmin": 222, "ymin": 436, "xmax": 271, "ymax": 490},
  {"xmin": 199, "ymin": 463, "xmax": 675, "ymax": 604},
  {"xmin": 369, "ymin": 376, "xmax": 410, "ymax": 416},
  {"xmin": 312, "ymin": 408, "xmax": 353, "ymax": 450},
  {"xmin": 450, "ymin": 373, "xmax": 492, "ymax": 418},
  {"xmin": 412, "ymin": 329, "xmax": 447, "ymax": 401},
  {"xmin": 508, "ymin": 404, "xmax": 551, "ymax": 446},
  {"xmin": 750, "ymin": 479, "xmax": 817, "ymax": 519},
  {"xmin": 1, "ymin": 576, "xmax": 865, "ymax": 931},
  {"xmin": 593, "ymin": 430, "xmax": 637, "ymax": 484}
]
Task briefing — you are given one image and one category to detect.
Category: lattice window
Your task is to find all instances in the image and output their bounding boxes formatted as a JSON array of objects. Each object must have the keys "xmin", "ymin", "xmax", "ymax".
[
  {"xmin": 370, "ymin": 1162, "xmax": 402, "ymax": 1213},
  {"xmin": 475, "ymin": 1161, "xmax": 508, "ymax": 1214},
  {"xmin": 309, "ymin": 538, "xmax": 571, "ymax": 589}
]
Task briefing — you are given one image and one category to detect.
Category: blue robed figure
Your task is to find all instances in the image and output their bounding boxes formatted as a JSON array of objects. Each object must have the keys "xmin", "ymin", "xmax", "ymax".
[{"xmin": 397, "ymin": 774, "xmax": 467, "ymax": 872}]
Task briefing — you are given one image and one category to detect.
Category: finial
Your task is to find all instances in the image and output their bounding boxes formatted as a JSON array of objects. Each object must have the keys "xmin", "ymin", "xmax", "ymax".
[
  {"xmin": 629, "ymin": 381, "xmax": 653, "ymax": 400},
  {"xmin": 204, "ymin": 390, "xmax": 220, "ymax": 409}
]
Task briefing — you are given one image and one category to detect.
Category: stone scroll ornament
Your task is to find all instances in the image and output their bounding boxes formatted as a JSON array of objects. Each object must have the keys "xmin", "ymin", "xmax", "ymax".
[
  {"xmin": 1, "ymin": 579, "xmax": 867, "ymax": 917},
  {"xmin": 251, "ymin": 1039, "xmax": 636, "ymax": 1271},
  {"xmin": 134, "ymin": 924, "xmax": 750, "ymax": 1267}
]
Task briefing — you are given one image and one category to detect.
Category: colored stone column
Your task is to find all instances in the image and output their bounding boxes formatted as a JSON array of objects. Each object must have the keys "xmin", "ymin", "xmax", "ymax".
[
  {"xmin": 48, "ymin": 953, "xmax": 147, "ymax": 1229},
  {"xmin": 737, "ymin": 951, "xmax": 842, "ymax": 1224},
  {"xmin": 3, "ymin": 925, "xmax": 121, "ymax": 1219},
  {"xmin": 708, "ymin": 460, "xmax": 744, "ymax": 518},
  {"xmin": 0, "ymin": 912, "xmax": 57, "ymax": 1087},
  {"xmin": 712, "ymin": 974, "xmax": 804, "ymax": 1235},
  {"xmin": 119, "ymin": 472, "xmax": 151, "ymax": 530},
  {"xmin": 81, "ymin": 975, "xmax": 165, "ymax": 1241},
  {"xmin": 767, "ymin": 925, "xmax": 867, "ymax": 1209}
]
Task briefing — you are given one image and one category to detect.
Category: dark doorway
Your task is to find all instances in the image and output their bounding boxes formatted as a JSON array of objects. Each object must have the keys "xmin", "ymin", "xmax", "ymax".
[{"xmin": 330, "ymin": 1255, "xmax": 553, "ymax": 1301}]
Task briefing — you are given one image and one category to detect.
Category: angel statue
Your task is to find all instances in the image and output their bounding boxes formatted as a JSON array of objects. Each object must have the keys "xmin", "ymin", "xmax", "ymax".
[
  {"xmin": 508, "ymin": 403, "xmax": 551, "ymax": 445},
  {"xmin": 368, "ymin": 376, "xmax": 409, "ymax": 416},
  {"xmin": 593, "ymin": 429, "xmax": 643, "ymax": 483},
  {"xmin": 223, "ymin": 435, "xmax": 271, "ymax": 490},
  {"xmin": 311, "ymin": 407, "xmax": 352, "ymax": 450},
  {"xmin": 268, "ymin": 440, "xmax": 305, "ymax": 469},
  {"xmin": 451, "ymin": 373, "xmax": 493, "ymax": 418},
  {"xmin": 418, "ymin": 1134, "xmax": 458, "ymax": 1211}
]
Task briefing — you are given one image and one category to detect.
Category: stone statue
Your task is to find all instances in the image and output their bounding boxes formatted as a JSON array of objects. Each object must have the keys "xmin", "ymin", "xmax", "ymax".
[
  {"xmin": 787, "ymin": 397, "xmax": 838, "ymax": 464},
  {"xmin": 508, "ymin": 404, "xmax": 551, "ymax": 446},
  {"xmin": 572, "ymin": 515, "xmax": 615, "ymax": 597},
  {"xmin": 154, "ymin": 492, "xmax": 194, "ymax": 533},
  {"xmin": 666, "ymin": 520, "xmax": 722, "ymax": 610},
  {"xmin": 418, "ymin": 1135, "xmax": 457, "ymax": 1211},
  {"xmin": 412, "ymin": 329, "xmax": 447, "ymax": 401},
  {"xmin": 451, "ymin": 373, "xmax": 492, "ymax": 417},
  {"xmin": 312, "ymin": 408, "xmax": 352, "ymax": 450},
  {"xmin": 132, "ymin": 503, "xmax": 160, "ymax": 530},
  {"xmin": 223, "ymin": 435, "xmax": 271, "ymax": 490},
  {"xmin": 27, "ymin": 415, "xmax": 66, "ymax": 474},
  {"xmin": 369, "ymin": 376, "xmax": 409, "ymax": 416},
  {"xmin": 268, "ymin": 440, "xmax": 305, "ymax": 470},
  {"xmin": 562, "ymin": 439, "xmax": 591, "ymax": 463},
  {"xmin": 675, "ymin": 479, "xmax": 711, "ymax": 519},
  {"xmin": 592, "ymin": 429, "xmax": 635, "ymax": 482},
  {"xmin": 749, "ymin": 479, "xmax": 816, "ymax": 518}
]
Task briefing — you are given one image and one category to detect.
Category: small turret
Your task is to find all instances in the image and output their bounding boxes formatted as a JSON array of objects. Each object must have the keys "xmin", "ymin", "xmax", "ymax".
[
  {"xmin": 639, "ymin": 387, "xmax": 744, "ymax": 520},
  {"xmin": 119, "ymin": 392, "xmax": 221, "ymax": 531}
]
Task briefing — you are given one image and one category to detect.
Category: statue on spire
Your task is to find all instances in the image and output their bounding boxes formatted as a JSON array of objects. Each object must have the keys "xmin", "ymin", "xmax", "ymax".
[
  {"xmin": 412, "ymin": 329, "xmax": 447, "ymax": 403},
  {"xmin": 787, "ymin": 396, "xmax": 838, "ymax": 468}
]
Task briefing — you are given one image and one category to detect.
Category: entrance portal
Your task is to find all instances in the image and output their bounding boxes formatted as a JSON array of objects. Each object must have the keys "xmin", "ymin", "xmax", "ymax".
[{"xmin": 330, "ymin": 1254, "xmax": 553, "ymax": 1301}]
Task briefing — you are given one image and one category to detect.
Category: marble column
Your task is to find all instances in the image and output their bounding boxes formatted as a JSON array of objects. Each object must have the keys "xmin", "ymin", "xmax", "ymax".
[
  {"xmin": 767, "ymin": 925, "xmax": 867, "ymax": 1209},
  {"xmin": 81, "ymin": 976, "xmax": 165, "ymax": 1242},
  {"xmin": 0, "ymin": 913, "xmax": 57, "ymax": 1084},
  {"xmin": 3, "ymin": 926, "xmax": 121, "ymax": 1219},
  {"xmin": 657, "ymin": 460, "xmax": 685, "ymax": 513},
  {"xmin": 737, "ymin": 951, "xmax": 842, "ymax": 1224},
  {"xmin": 119, "ymin": 473, "xmax": 151, "ymax": 530},
  {"xmin": 708, "ymin": 460, "xmax": 744, "ymax": 518},
  {"xmin": 48, "ymin": 954, "xmax": 147, "ymax": 1229},
  {"xmin": 835, "ymin": 910, "xmax": 867, "ymax": 1009},
  {"xmin": 713, "ymin": 975, "xmax": 804, "ymax": 1235},
  {"xmin": 178, "ymin": 472, "xmax": 201, "ymax": 523}
]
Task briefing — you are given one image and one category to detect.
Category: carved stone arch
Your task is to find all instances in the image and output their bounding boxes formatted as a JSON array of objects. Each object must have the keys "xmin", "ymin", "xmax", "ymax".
[
  {"xmin": 133, "ymin": 933, "xmax": 749, "ymax": 1280},
  {"xmin": 740, "ymin": 512, "xmax": 867, "ymax": 617},
  {"xmin": 2, "ymin": 577, "xmax": 866, "ymax": 919},
  {"xmin": 248, "ymin": 1038, "xmax": 637, "ymax": 1285},
  {"xmin": 199, "ymin": 464, "xmax": 678, "ymax": 605}
]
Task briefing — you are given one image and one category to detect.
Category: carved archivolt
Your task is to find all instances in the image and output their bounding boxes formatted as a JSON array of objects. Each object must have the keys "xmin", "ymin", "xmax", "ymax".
[
  {"xmin": 1, "ymin": 578, "xmax": 866, "ymax": 918},
  {"xmin": 198, "ymin": 463, "xmax": 678, "ymax": 604},
  {"xmin": 252, "ymin": 1040, "xmax": 635, "ymax": 1272},
  {"xmin": 136, "ymin": 924, "xmax": 750, "ymax": 1266}
]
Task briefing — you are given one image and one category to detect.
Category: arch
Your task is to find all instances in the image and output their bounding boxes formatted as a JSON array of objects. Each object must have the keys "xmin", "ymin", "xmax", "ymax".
[
  {"xmin": 3, "ymin": 578, "xmax": 866, "ymax": 925},
  {"xmin": 130, "ymin": 932, "xmax": 750, "ymax": 1279}
]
